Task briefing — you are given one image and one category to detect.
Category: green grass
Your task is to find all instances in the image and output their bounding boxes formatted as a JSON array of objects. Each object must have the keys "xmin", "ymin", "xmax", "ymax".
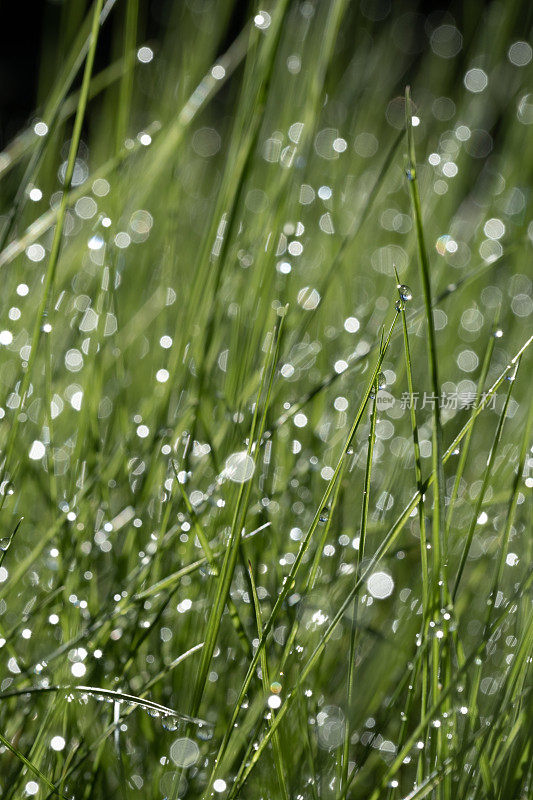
[{"xmin": 0, "ymin": 1, "xmax": 532, "ymax": 799}]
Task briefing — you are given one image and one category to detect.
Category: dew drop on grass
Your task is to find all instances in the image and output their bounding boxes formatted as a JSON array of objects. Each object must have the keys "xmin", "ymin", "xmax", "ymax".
[
  {"xmin": 162, "ymin": 715, "xmax": 179, "ymax": 731},
  {"xmin": 370, "ymin": 372, "xmax": 387, "ymax": 398},
  {"xmin": 319, "ymin": 507, "xmax": 329, "ymax": 523},
  {"xmin": 398, "ymin": 284, "xmax": 412, "ymax": 301},
  {"xmin": 197, "ymin": 721, "xmax": 214, "ymax": 740}
]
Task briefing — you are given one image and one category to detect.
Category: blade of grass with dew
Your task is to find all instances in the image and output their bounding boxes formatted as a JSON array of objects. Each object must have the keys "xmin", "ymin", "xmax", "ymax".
[
  {"xmin": 172, "ymin": 462, "xmax": 252, "ymax": 658},
  {"xmin": 445, "ymin": 317, "xmax": 499, "ymax": 540},
  {"xmin": 0, "ymin": 728, "xmax": 68, "ymax": 799},
  {"xmin": 273, "ymin": 248, "xmax": 514, "ymax": 429},
  {"xmin": 218, "ymin": 335, "xmax": 533, "ymax": 793},
  {"xmin": 189, "ymin": 310, "xmax": 285, "ymax": 718},
  {"xmin": 452, "ymin": 358, "xmax": 520, "ymax": 603},
  {"xmin": 340, "ymin": 365, "xmax": 379, "ymax": 792},
  {"xmin": 277, "ymin": 458, "xmax": 347, "ymax": 676},
  {"xmin": 227, "ymin": 536, "xmax": 533, "ymax": 799},
  {"xmin": 406, "ymin": 86, "xmax": 448, "ymax": 793},
  {"xmin": 202, "ymin": 310, "xmax": 400, "ymax": 797},
  {"xmin": 248, "ymin": 561, "xmax": 289, "ymax": 800},
  {"xmin": 393, "ymin": 268, "xmax": 431, "ymax": 788},
  {"xmin": 0, "ymin": 0, "xmax": 105, "ymax": 508}
]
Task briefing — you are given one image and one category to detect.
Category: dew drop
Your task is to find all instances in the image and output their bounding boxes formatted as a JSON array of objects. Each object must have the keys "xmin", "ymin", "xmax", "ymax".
[
  {"xmin": 197, "ymin": 721, "xmax": 214, "ymax": 741},
  {"xmin": 162, "ymin": 715, "xmax": 179, "ymax": 731},
  {"xmin": 319, "ymin": 507, "xmax": 329, "ymax": 523}
]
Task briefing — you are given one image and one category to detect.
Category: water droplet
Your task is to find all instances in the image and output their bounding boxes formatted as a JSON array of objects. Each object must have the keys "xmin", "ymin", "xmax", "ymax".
[
  {"xmin": 398, "ymin": 284, "xmax": 412, "ymax": 301},
  {"xmin": 0, "ymin": 537, "xmax": 10, "ymax": 551},
  {"xmin": 162, "ymin": 715, "xmax": 179, "ymax": 731},
  {"xmin": 197, "ymin": 721, "xmax": 214, "ymax": 741},
  {"xmin": 319, "ymin": 507, "xmax": 329, "ymax": 523},
  {"xmin": 370, "ymin": 373, "xmax": 386, "ymax": 399},
  {"xmin": 406, "ymin": 168, "xmax": 415, "ymax": 181}
]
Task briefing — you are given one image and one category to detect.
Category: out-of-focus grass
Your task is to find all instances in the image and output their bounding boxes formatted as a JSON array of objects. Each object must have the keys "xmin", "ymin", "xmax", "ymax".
[{"xmin": 0, "ymin": 1, "xmax": 532, "ymax": 799}]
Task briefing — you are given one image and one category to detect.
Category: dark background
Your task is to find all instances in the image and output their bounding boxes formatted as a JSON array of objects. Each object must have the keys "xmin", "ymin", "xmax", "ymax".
[{"xmin": 0, "ymin": 0, "xmax": 505, "ymax": 149}]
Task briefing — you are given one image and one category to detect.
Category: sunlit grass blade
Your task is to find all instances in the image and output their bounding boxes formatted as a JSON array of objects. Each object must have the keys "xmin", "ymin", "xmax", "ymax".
[
  {"xmin": 405, "ymin": 85, "xmax": 446, "ymax": 578},
  {"xmin": 393, "ymin": 267, "xmax": 430, "ymax": 787}
]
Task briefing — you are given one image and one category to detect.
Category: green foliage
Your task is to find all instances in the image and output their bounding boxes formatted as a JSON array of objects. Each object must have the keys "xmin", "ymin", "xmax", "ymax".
[{"xmin": 0, "ymin": 1, "xmax": 531, "ymax": 799}]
